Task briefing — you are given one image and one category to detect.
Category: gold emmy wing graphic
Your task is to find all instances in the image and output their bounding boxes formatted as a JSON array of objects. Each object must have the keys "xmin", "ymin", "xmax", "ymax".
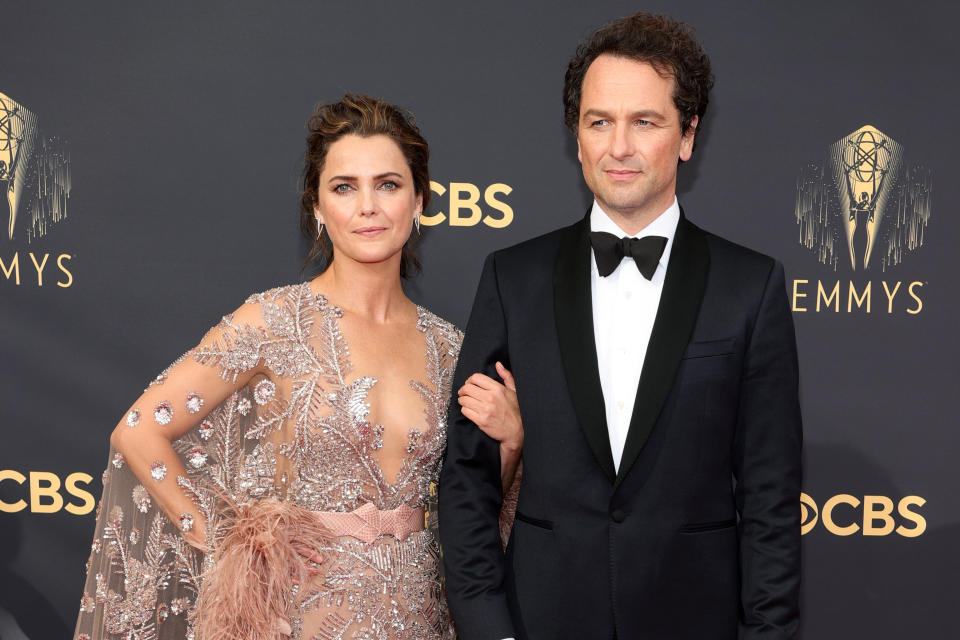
[
  {"xmin": 794, "ymin": 125, "xmax": 931, "ymax": 271},
  {"xmin": 0, "ymin": 91, "xmax": 70, "ymax": 243}
]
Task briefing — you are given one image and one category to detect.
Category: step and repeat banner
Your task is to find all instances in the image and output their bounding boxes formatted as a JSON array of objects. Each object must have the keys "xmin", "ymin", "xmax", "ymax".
[{"xmin": 1, "ymin": 1, "xmax": 956, "ymax": 637}]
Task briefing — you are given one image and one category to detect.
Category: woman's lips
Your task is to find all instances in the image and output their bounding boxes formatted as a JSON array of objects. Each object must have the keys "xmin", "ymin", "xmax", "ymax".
[{"xmin": 354, "ymin": 226, "xmax": 386, "ymax": 237}]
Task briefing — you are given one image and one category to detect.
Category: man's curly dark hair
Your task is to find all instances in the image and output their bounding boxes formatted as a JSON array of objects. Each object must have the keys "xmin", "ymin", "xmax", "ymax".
[{"xmin": 563, "ymin": 12, "xmax": 714, "ymax": 145}]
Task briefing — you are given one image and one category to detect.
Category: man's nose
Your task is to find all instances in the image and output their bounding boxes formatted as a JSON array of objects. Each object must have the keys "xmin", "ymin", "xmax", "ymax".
[{"xmin": 609, "ymin": 125, "xmax": 635, "ymax": 160}]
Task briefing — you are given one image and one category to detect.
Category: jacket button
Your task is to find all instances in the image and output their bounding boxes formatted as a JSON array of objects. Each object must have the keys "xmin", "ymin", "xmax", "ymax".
[{"xmin": 611, "ymin": 509, "xmax": 625, "ymax": 523}]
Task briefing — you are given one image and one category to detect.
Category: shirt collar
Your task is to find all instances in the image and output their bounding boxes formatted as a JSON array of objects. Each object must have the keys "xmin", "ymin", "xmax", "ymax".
[{"xmin": 589, "ymin": 196, "xmax": 681, "ymax": 269}]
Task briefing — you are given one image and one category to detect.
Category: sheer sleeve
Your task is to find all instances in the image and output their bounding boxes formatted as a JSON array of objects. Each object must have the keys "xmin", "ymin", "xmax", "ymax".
[
  {"xmin": 74, "ymin": 300, "xmax": 276, "ymax": 640},
  {"xmin": 498, "ymin": 461, "xmax": 521, "ymax": 548}
]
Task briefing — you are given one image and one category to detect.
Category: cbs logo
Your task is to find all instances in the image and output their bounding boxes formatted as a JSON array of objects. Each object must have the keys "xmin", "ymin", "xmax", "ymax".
[
  {"xmin": 800, "ymin": 492, "xmax": 926, "ymax": 537},
  {"xmin": 422, "ymin": 181, "xmax": 513, "ymax": 228},
  {"xmin": 0, "ymin": 470, "xmax": 95, "ymax": 515}
]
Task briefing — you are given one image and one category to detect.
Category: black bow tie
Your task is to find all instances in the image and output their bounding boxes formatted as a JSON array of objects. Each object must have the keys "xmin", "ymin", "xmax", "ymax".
[{"xmin": 589, "ymin": 231, "xmax": 667, "ymax": 279}]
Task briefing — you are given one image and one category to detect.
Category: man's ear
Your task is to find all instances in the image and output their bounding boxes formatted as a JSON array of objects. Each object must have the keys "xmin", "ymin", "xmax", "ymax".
[
  {"xmin": 679, "ymin": 115, "xmax": 699, "ymax": 162},
  {"xmin": 577, "ymin": 136, "xmax": 582, "ymax": 164}
]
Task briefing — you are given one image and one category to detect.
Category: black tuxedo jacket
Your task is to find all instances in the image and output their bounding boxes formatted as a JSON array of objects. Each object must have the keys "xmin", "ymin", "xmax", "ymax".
[{"xmin": 439, "ymin": 213, "xmax": 802, "ymax": 640}]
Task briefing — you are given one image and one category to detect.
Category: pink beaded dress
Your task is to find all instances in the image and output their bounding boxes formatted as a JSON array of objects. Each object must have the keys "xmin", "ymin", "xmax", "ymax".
[{"xmin": 74, "ymin": 283, "xmax": 472, "ymax": 640}]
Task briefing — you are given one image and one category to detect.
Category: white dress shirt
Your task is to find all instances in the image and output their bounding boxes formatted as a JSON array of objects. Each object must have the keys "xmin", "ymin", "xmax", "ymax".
[{"xmin": 590, "ymin": 197, "xmax": 680, "ymax": 471}]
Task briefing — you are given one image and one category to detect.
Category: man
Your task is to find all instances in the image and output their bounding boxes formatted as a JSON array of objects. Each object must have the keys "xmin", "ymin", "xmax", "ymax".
[{"xmin": 439, "ymin": 12, "xmax": 802, "ymax": 640}]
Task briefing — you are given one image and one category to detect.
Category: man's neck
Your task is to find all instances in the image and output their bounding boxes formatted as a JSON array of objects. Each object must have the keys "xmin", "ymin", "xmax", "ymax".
[{"xmin": 593, "ymin": 196, "xmax": 678, "ymax": 237}]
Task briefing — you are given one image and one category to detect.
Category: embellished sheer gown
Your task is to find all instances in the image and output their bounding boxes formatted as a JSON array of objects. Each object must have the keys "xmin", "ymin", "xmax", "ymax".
[{"xmin": 74, "ymin": 283, "xmax": 470, "ymax": 640}]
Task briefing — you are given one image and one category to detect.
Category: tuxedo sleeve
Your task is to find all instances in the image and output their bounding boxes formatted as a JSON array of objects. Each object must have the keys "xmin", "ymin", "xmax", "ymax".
[
  {"xmin": 439, "ymin": 253, "xmax": 516, "ymax": 640},
  {"xmin": 734, "ymin": 261, "xmax": 803, "ymax": 640}
]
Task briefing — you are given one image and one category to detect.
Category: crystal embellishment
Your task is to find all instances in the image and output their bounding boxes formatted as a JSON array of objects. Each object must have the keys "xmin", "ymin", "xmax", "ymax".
[
  {"xmin": 179, "ymin": 513, "xmax": 194, "ymax": 532},
  {"xmin": 198, "ymin": 418, "xmax": 214, "ymax": 440},
  {"xmin": 236, "ymin": 397, "xmax": 252, "ymax": 416},
  {"xmin": 150, "ymin": 461, "xmax": 167, "ymax": 481},
  {"xmin": 253, "ymin": 379, "xmax": 276, "ymax": 405},
  {"xmin": 187, "ymin": 446, "xmax": 208, "ymax": 469},
  {"xmin": 111, "ymin": 452, "xmax": 125, "ymax": 468},
  {"xmin": 125, "ymin": 409, "xmax": 140, "ymax": 427},
  {"xmin": 129, "ymin": 528, "xmax": 140, "ymax": 544},
  {"xmin": 154, "ymin": 402, "xmax": 173, "ymax": 425},
  {"xmin": 132, "ymin": 485, "xmax": 151, "ymax": 513},
  {"xmin": 185, "ymin": 392, "xmax": 204, "ymax": 414}
]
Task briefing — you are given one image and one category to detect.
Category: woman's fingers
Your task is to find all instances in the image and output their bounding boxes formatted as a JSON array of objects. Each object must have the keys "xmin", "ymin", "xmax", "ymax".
[
  {"xmin": 465, "ymin": 372, "xmax": 498, "ymax": 390},
  {"xmin": 459, "ymin": 382, "xmax": 499, "ymax": 403},
  {"xmin": 458, "ymin": 396, "xmax": 489, "ymax": 420},
  {"xmin": 495, "ymin": 362, "xmax": 516, "ymax": 392}
]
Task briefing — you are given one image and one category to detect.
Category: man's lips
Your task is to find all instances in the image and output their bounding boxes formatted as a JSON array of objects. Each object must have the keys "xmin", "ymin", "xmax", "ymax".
[{"xmin": 604, "ymin": 169, "xmax": 641, "ymax": 180}]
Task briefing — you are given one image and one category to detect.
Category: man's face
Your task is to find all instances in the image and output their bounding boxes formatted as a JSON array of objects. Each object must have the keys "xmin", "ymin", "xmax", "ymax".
[{"xmin": 577, "ymin": 54, "xmax": 697, "ymax": 227}]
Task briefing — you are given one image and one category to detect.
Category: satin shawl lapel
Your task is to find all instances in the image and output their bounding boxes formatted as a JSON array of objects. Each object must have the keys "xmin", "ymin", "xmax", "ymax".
[
  {"xmin": 554, "ymin": 214, "xmax": 616, "ymax": 482},
  {"xmin": 614, "ymin": 214, "xmax": 710, "ymax": 488}
]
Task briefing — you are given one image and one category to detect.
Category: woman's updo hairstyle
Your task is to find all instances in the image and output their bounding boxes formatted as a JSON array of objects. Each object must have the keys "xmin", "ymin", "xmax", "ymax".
[{"xmin": 300, "ymin": 94, "xmax": 430, "ymax": 278}]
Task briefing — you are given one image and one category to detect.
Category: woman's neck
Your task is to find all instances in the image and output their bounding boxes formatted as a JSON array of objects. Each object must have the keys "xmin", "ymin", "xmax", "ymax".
[{"xmin": 311, "ymin": 256, "xmax": 412, "ymax": 324}]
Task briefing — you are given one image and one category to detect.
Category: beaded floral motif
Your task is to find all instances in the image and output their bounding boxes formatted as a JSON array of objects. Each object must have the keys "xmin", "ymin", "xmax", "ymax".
[
  {"xmin": 197, "ymin": 419, "xmax": 214, "ymax": 440},
  {"xmin": 185, "ymin": 392, "xmax": 204, "ymax": 414},
  {"xmin": 76, "ymin": 283, "xmax": 462, "ymax": 640},
  {"xmin": 253, "ymin": 379, "xmax": 276, "ymax": 405},
  {"xmin": 154, "ymin": 402, "xmax": 173, "ymax": 425},
  {"xmin": 186, "ymin": 446, "xmax": 207, "ymax": 469},
  {"xmin": 149, "ymin": 461, "xmax": 166, "ymax": 482}
]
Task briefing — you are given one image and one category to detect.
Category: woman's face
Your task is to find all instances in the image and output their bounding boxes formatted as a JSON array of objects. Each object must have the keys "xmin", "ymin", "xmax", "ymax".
[{"xmin": 315, "ymin": 133, "xmax": 421, "ymax": 271}]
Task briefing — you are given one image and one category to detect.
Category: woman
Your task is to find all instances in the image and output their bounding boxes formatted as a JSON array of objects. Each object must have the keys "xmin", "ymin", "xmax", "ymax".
[{"xmin": 74, "ymin": 95, "xmax": 521, "ymax": 640}]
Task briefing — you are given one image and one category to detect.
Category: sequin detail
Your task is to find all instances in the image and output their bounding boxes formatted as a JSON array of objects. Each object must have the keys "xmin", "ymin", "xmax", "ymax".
[
  {"xmin": 170, "ymin": 598, "xmax": 188, "ymax": 615},
  {"xmin": 185, "ymin": 392, "xmax": 204, "ymax": 414},
  {"xmin": 125, "ymin": 409, "xmax": 140, "ymax": 427},
  {"xmin": 235, "ymin": 397, "xmax": 252, "ymax": 416},
  {"xmin": 197, "ymin": 418, "xmax": 214, "ymax": 440},
  {"xmin": 131, "ymin": 485, "xmax": 151, "ymax": 513},
  {"xmin": 186, "ymin": 447, "xmax": 207, "ymax": 469},
  {"xmin": 179, "ymin": 513, "xmax": 194, "ymax": 532},
  {"xmin": 153, "ymin": 402, "xmax": 173, "ymax": 425},
  {"xmin": 253, "ymin": 379, "xmax": 276, "ymax": 405},
  {"xmin": 111, "ymin": 453, "xmax": 125, "ymax": 469},
  {"xmin": 149, "ymin": 461, "xmax": 166, "ymax": 481}
]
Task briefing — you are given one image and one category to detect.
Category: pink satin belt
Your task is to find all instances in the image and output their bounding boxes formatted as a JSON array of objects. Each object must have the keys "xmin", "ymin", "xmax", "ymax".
[{"xmin": 313, "ymin": 502, "xmax": 425, "ymax": 544}]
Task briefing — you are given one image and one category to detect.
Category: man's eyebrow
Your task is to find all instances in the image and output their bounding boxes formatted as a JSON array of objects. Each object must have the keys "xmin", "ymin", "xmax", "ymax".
[
  {"xmin": 581, "ymin": 108, "xmax": 611, "ymax": 121},
  {"xmin": 581, "ymin": 108, "xmax": 667, "ymax": 121}
]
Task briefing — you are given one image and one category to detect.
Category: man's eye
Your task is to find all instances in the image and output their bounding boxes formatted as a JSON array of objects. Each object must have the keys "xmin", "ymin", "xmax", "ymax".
[
  {"xmin": 635, "ymin": 119, "xmax": 651, "ymax": 127},
  {"xmin": 591, "ymin": 120, "xmax": 609, "ymax": 127}
]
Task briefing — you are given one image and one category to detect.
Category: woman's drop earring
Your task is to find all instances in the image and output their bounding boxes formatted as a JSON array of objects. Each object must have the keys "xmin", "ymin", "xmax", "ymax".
[{"xmin": 316, "ymin": 218, "xmax": 324, "ymax": 239}]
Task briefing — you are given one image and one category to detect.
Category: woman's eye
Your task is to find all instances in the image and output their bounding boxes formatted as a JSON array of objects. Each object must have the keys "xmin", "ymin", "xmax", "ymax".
[
  {"xmin": 379, "ymin": 181, "xmax": 398, "ymax": 191},
  {"xmin": 334, "ymin": 183, "xmax": 352, "ymax": 193}
]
